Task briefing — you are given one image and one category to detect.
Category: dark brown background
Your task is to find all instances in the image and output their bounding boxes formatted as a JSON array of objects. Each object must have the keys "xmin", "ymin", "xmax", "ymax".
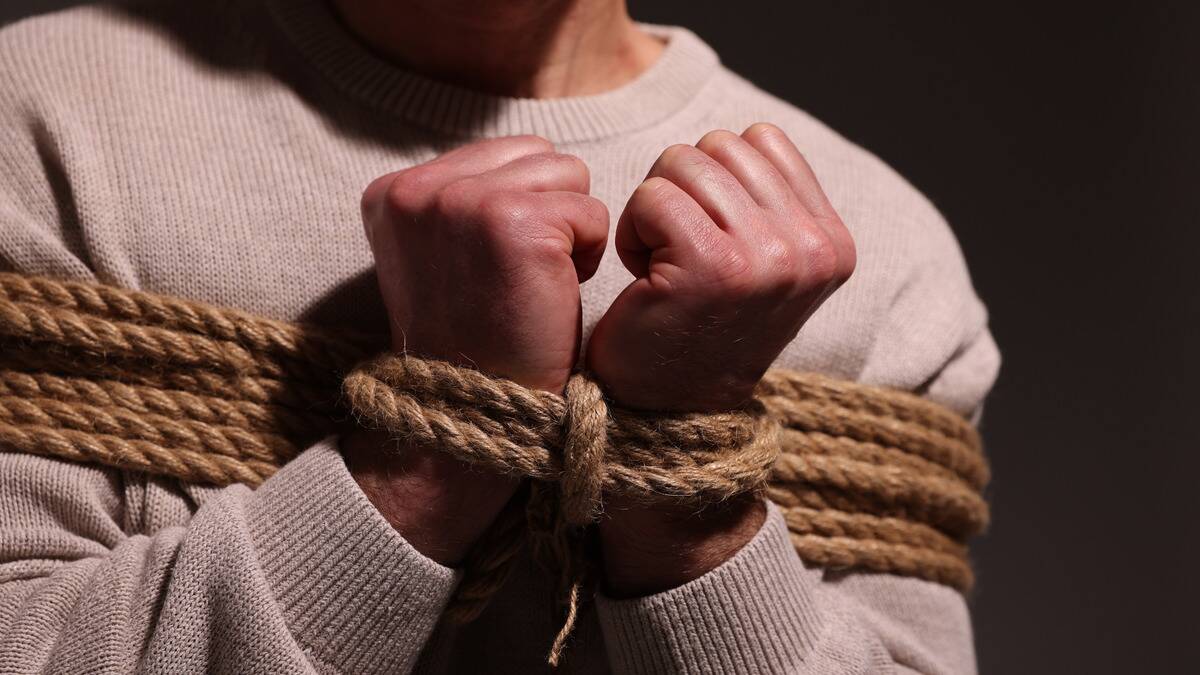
[{"xmin": 3, "ymin": 2, "xmax": 1196, "ymax": 673}]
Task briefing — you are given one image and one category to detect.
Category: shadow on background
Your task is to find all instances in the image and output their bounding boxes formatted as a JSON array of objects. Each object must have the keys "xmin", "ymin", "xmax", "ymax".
[{"xmin": 3, "ymin": 1, "xmax": 1197, "ymax": 672}]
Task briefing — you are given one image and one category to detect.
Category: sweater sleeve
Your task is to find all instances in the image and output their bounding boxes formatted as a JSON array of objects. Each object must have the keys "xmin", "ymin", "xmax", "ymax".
[
  {"xmin": 0, "ymin": 53, "xmax": 461, "ymax": 672},
  {"xmin": 592, "ymin": 331, "xmax": 994, "ymax": 674},
  {"xmin": 594, "ymin": 501, "xmax": 894, "ymax": 674},
  {"xmin": 0, "ymin": 439, "xmax": 460, "ymax": 674},
  {"xmin": 593, "ymin": 221, "xmax": 997, "ymax": 674}
]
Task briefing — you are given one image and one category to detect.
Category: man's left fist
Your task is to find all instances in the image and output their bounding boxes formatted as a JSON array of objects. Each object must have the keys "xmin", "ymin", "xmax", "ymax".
[{"xmin": 588, "ymin": 123, "xmax": 856, "ymax": 412}]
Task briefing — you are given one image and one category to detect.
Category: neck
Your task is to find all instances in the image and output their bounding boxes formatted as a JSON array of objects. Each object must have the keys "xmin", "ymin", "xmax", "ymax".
[{"xmin": 329, "ymin": 0, "xmax": 664, "ymax": 98}]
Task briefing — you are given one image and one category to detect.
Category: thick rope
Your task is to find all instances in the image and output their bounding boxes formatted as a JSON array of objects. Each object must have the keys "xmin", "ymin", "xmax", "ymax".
[
  {"xmin": 0, "ymin": 272, "xmax": 990, "ymax": 663},
  {"xmin": 343, "ymin": 356, "xmax": 782, "ymax": 662},
  {"xmin": 343, "ymin": 356, "xmax": 781, "ymax": 504}
]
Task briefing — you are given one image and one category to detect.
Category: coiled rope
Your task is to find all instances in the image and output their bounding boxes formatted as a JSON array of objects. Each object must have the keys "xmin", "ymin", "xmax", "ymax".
[{"xmin": 0, "ymin": 272, "xmax": 989, "ymax": 663}]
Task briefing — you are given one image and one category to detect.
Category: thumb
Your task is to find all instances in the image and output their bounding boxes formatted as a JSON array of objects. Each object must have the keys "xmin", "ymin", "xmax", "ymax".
[{"xmin": 535, "ymin": 192, "xmax": 611, "ymax": 282}]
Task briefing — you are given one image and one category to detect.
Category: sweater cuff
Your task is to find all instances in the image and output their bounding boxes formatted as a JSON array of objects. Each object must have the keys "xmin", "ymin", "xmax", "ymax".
[
  {"xmin": 595, "ymin": 500, "xmax": 823, "ymax": 674},
  {"xmin": 245, "ymin": 437, "xmax": 460, "ymax": 673}
]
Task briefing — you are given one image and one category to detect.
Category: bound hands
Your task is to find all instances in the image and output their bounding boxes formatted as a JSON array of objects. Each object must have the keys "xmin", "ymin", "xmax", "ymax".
[{"xmin": 343, "ymin": 125, "xmax": 855, "ymax": 594}]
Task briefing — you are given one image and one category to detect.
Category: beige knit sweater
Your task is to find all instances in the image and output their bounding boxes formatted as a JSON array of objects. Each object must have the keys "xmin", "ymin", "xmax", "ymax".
[{"xmin": 0, "ymin": 1, "xmax": 1000, "ymax": 673}]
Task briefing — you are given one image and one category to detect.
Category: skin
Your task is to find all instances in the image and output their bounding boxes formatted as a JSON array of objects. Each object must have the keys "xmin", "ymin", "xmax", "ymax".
[
  {"xmin": 330, "ymin": 0, "xmax": 664, "ymax": 97},
  {"xmin": 337, "ymin": 0, "xmax": 856, "ymax": 596},
  {"xmin": 344, "ymin": 136, "xmax": 606, "ymax": 564},
  {"xmin": 591, "ymin": 124, "xmax": 856, "ymax": 593}
]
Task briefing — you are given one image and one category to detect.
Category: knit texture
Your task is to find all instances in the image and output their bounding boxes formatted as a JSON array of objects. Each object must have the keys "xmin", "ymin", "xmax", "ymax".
[
  {"xmin": 0, "ymin": 0, "xmax": 999, "ymax": 672},
  {"xmin": 0, "ymin": 271, "xmax": 989, "ymax": 665}
]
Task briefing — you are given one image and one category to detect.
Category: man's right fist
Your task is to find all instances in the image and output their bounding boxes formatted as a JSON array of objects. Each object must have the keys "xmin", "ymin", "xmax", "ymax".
[{"xmin": 360, "ymin": 136, "xmax": 610, "ymax": 394}]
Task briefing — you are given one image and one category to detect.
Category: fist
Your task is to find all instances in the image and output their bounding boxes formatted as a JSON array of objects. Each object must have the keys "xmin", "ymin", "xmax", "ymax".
[
  {"xmin": 587, "ymin": 124, "xmax": 856, "ymax": 411},
  {"xmin": 361, "ymin": 136, "xmax": 609, "ymax": 394}
]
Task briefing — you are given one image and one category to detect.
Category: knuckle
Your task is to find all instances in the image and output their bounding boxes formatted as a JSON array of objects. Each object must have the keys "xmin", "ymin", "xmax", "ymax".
[
  {"xmin": 551, "ymin": 151, "xmax": 588, "ymax": 173},
  {"xmin": 633, "ymin": 176, "xmax": 674, "ymax": 202},
  {"xmin": 752, "ymin": 227, "xmax": 853, "ymax": 297},
  {"xmin": 566, "ymin": 154, "xmax": 591, "ymax": 185},
  {"xmin": 640, "ymin": 175, "xmax": 674, "ymax": 193},
  {"xmin": 837, "ymin": 227, "xmax": 859, "ymax": 279},
  {"xmin": 385, "ymin": 168, "xmax": 437, "ymax": 214},
  {"xmin": 696, "ymin": 129, "xmax": 740, "ymax": 153},
  {"xmin": 508, "ymin": 134, "xmax": 555, "ymax": 154},
  {"xmin": 807, "ymin": 216, "xmax": 857, "ymax": 284},
  {"xmin": 629, "ymin": 177, "xmax": 675, "ymax": 213},
  {"xmin": 760, "ymin": 234, "xmax": 801, "ymax": 278},
  {"xmin": 476, "ymin": 190, "xmax": 530, "ymax": 226},
  {"xmin": 631, "ymin": 177, "xmax": 699, "ymax": 224},
  {"xmin": 693, "ymin": 157, "xmax": 741, "ymax": 195},
  {"xmin": 701, "ymin": 244, "xmax": 757, "ymax": 295},
  {"xmin": 744, "ymin": 122, "xmax": 788, "ymax": 144},
  {"xmin": 519, "ymin": 232, "xmax": 569, "ymax": 262},
  {"xmin": 430, "ymin": 179, "xmax": 477, "ymax": 216},
  {"xmin": 800, "ymin": 230, "xmax": 841, "ymax": 285},
  {"xmin": 659, "ymin": 143, "xmax": 697, "ymax": 166},
  {"xmin": 582, "ymin": 194, "xmax": 610, "ymax": 223},
  {"xmin": 660, "ymin": 143, "xmax": 726, "ymax": 184},
  {"xmin": 360, "ymin": 174, "xmax": 394, "ymax": 218},
  {"xmin": 741, "ymin": 238, "xmax": 804, "ymax": 302},
  {"xmin": 536, "ymin": 152, "xmax": 590, "ymax": 185}
]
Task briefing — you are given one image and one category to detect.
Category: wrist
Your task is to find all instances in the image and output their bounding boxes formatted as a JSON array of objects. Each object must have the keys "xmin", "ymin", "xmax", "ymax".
[
  {"xmin": 587, "ymin": 351, "xmax": 758, "ymax": 413},
  {"xmin": 598, "ymin": 492, "xmax": 766, "ymax": 597},
  {"xmin": 341, "ymin": 429, "xmax": 520, "ymax": 566}
]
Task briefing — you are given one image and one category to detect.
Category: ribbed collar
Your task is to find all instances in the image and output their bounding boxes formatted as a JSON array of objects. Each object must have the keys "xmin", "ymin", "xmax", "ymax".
[{"xmin": 264, "ymin": 0, "xmax": 720, "ymax": 143}]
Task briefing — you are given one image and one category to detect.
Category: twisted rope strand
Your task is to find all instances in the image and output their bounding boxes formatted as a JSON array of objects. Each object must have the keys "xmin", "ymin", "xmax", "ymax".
[
  {"xmin": 1, "ymin": 370, "xmax": 261, "ymax": 432},
  {"xmin": 769, "ymin": 452, "xmax": 989, "ymax": 538},
  {"xmin": 0, "ymin": 302, "xmax": 357, "ymax": 390},
  {"xmin": 775, "ymin": 427, "xmax": 964, "ymax": 484},
  {"xmin": 0, "ymin": 369, "xmax": 327, "ymax": 440},
  {"xmin": 0, "ymin": 345, "xmax": 343, "ymax": 416},
  {"xmin": 0, "ymin": 272, "xmax": 372, "ymax": 373},
  {"xmin": 789, "ymin": 534, "xmax": 973, "ymax": 589},
  {"xmin": 779, "ymin": 506, "xmax": 966, "ymax": 557},
  {"xmin": 0, "ymin": 395, "xmax": 297, "ymax": 464},
  {"xmin": 764, "ymin": 394, "xmax": 988, "ymax": 489},
  {"xmin": 345, "ymin": 361, "xmax": 782, "ymax": 503},
  {"xmin": 0, "ymin": 421, "xmax": 276, "ymax": 485},
  {"xmin": 0, "ymin": 298, "xmax": 264, "ymax": 375},
  {"xmin": 0, "ymin": 274, "xmax": 992, "ymax": 663},
  {"xmin": 758, "ymin": 369, "xmax": 979, "ymax": 445}
]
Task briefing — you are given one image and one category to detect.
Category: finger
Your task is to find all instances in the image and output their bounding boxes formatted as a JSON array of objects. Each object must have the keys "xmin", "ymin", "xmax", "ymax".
[
  {"xmin": 615, "ymin": 176, "xmax": 721, "ymax": 279},
  {"xmin": 695, "ymin": 129, "xmax": 799, "ymax": 214},
  {"xmin": 740, "ymin": 123, "xmax": 837, "ymax": 221},
  {"xmin": 529, "ymin": 191, "xmax": 611, "ymax": 282},
  {"xmin": 741, "ymin": 123, "xmax": 856, "ymax": 270},
  {"xmin": 414, "ymin": 135, "xmax": 556, "ymax": 189},
  {"xmin": 457, "ymin": 152, "xmax": 590, "ymax": 196},
  {"xmin": 645, "ymin": 144, "xmax": 759, "ymax": 233},
  {"xmin": 362, "ymin": 135, "xmax": 554, "ymax": 215}
]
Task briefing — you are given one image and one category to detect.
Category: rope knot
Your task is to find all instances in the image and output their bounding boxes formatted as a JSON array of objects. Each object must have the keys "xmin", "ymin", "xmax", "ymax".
[
  {"xmin": 559, "ymin": 373, "xmax": 608, "ymax": 526},
  {"xmin": 342, "ymin": 354, "xmax": 783, "ymax": 664},
  {"xmin": 0, "ymin": 272, "xmax": 989, "ymax": 666}
]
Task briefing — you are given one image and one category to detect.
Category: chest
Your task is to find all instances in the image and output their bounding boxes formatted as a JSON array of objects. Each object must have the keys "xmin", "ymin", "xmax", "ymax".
[{"xmin": 48, "ymin": 90, "xmax": 877, "ymax": 378}]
